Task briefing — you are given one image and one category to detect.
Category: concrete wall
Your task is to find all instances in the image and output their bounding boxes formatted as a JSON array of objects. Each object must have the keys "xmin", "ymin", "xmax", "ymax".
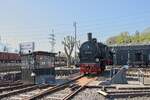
[{"xmin": 22, "ymin": 68, "xmax": 55, "ymax": 84}]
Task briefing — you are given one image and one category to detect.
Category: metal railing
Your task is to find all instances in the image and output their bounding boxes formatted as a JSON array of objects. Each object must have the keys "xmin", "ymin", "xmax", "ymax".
[{"xmin": 137, "ymin": 69, "xmax": 144, "ymax": 85}]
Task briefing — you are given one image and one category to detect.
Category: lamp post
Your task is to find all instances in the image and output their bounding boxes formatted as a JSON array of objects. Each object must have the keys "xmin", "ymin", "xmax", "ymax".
[
  {"xmin": 110, "ymin": 47, "xmax": 116, "ymax": 78},
  {"xmin": 127, "ymin": 44, "xmax": 131, "ymax": 66},
  {"xmin": 31, "ymin": 72, "xmax": 36, "ymax": 84},
  {"xmin": 28, "ymin": 50, "xmax": 36, "ymax": 84},
  {"xmin": 141, "ymin": 49, "xmax": 144, "ymax": 67},
  {"xmin": 112, "ymin": 48, "xmax": 117, "ymax": 66},
  {"xmin": 28, "ymin": 50, "xmax": 32, "ymax": 70},
  {"xmin": 58, "ymin": 51, "xmax": 61, "ymax": 67},
  {"xmin": 127, "ymin": 50, "xmax": 130, "ymax": 66}
]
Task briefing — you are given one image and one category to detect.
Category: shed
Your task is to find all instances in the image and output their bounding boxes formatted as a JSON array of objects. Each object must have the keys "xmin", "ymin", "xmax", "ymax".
[{"xmin": 21, "ymin": 51, "xmax": 56, "ymax": 84}]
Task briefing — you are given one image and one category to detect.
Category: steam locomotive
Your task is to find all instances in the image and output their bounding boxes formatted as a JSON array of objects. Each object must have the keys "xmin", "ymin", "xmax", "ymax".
[{"xmin": 79, "ymin": 33, "xmax": 113, "ymax": 74}]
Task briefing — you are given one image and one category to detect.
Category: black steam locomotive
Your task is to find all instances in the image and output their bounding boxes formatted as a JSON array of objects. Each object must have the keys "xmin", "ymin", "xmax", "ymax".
[{"xmin": 79, "ymin": 33, "xmax": 113, "ymax": 74}]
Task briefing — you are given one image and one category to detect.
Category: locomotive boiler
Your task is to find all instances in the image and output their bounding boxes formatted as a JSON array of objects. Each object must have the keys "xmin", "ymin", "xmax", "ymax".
[{"xmin": 79, "ymin": 33, "xmax": 113, "ymax": 74}]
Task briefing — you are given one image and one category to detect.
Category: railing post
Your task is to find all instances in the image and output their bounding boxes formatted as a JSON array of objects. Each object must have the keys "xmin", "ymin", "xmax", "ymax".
[
  {"xmin": 138, "ymin": 69, "xmax": 144, "ymax": 85},
  {"xmin": 142, "ymin": 72, "xmax": 144, "ymax": 85},
  {"xmin": 138, "ymin": 70, "xmax": 140, "ymax": 83}
]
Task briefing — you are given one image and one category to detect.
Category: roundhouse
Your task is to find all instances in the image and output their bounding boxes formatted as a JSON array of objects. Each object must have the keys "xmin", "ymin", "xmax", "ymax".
[{"xmin": 109, "ymin": 43, "xmax": 150, "ymax": 66}]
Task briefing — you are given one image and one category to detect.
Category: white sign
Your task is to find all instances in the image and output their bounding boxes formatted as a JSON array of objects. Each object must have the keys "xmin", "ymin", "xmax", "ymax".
[{"xmin": 20, "ymin": 42, "xmax": 35, "ymax": 53}]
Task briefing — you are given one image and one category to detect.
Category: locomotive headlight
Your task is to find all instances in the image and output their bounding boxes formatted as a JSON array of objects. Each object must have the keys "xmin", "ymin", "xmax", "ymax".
[{"xmin": 96, "ymin": 58, "xmax": 99, "ymax": 62}]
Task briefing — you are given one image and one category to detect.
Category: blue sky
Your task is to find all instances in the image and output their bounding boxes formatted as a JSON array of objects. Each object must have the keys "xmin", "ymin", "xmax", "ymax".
[{"xmin": 0, "ymin": 0, "xmax": 150, "ymax": 52}]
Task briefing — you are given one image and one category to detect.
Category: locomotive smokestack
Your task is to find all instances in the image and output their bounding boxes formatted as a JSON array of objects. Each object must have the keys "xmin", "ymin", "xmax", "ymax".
[{"xmin": 88, "ymin": 33, "xmax": 92, "ymax": 41}]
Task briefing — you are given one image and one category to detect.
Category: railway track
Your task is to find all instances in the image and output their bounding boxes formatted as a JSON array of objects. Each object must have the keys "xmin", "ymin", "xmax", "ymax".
[
  {"xmin": 0, "ymin": 80, "xmax": 22, "ymax": 87},
  {"xmin": 0, "ymin": 83, "xmax": 34, "ymax": 93},
  {"xmin": 0, "ymin": 74, "xmax": 98, "ymax": 100},
  {"xmin": 0, "ymin": 83, "xmax": 37, "ymax": 99},
  {"xmin": 0, "ymin": 74, "xmax": 88, "ymax": 100},
  {"xmin": 2, "ymin": 84, "xmax": 53, "ymax": 100},
  {"xmin": 28, "ymin": 75, "xmax": 97, "ymax": 100},
  {"xmin": 1, "ymin": 71, "xmax": 136, "ymax": 99}
]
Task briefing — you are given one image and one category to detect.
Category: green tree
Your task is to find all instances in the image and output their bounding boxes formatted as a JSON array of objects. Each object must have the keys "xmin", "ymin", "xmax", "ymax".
[
  {"xmin": 106, "ymin": 29, "xmax": 150, "ymax": 45},
  {"xmin": 115, "ymin": 32, "xmax": 131, "ymax": 44}
]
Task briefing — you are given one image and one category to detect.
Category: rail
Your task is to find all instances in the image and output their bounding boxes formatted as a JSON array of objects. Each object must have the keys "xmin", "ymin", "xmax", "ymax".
[
  {"xmin": 0, "ymin": 81, "xmax": 22, "ymax": 87},
  {"xmin": 0, "ymin": 83, "xmax": 33, "ymax": 92},
  {"xmin": 28, "ymin": 74, "xmax": 84, "ymax": 100},
  {"xmin": 0, "ymin": 84, "xmax": 37, "ymax": 99},
  {"xmin": 62, "ymin": 77, "xmax": 97, "ymax": 100},
  {"xmin": 62, "ymin": 86, "xmax": 85, "ymax": 100}
]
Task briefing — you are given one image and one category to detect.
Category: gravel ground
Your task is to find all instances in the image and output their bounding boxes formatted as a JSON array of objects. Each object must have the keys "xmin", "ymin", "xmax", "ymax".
[{"xmin": 72, "ymin": 88, "xmax": 106, "ymax": 100}]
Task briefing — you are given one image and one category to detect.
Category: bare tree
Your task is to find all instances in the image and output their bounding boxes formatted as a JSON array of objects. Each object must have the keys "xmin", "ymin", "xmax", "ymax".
[{"xmin": 62, "ymin": 36, "xmax": 75, "ymax": 67}]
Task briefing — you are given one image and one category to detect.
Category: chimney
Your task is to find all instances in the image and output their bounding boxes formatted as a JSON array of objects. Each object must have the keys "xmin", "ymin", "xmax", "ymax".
[{"xmin": 88, "ymin": 33, "xmax": 92, "ymax": 41}]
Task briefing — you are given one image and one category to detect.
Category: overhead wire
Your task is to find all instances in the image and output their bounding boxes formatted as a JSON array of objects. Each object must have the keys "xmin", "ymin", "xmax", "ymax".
[{"xmin": 1, "ymin": 10, "xmax": 150, "ymax": 45}]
